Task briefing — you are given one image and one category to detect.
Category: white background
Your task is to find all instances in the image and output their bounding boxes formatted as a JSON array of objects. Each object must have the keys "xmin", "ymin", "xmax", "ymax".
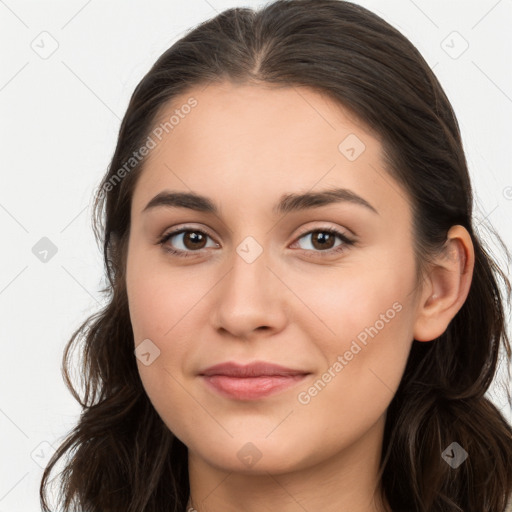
[{"xmin": 1, "ymin": 0, "xmax": 511, "ymax": 510}]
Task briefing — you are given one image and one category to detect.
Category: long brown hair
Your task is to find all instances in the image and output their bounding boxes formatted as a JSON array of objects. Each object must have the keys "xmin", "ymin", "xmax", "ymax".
[{"xmin": 40, "ymin": 1, "xmax": 512, "ymax": 510}]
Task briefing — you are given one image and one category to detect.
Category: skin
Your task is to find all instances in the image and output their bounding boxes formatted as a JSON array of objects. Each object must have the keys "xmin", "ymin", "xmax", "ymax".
[{"xmin": 125, "ymin": 81, "xmax": 474, "ymax": 512}]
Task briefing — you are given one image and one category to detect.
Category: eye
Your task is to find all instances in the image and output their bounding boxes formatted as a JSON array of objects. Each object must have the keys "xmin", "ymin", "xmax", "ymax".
[
  {"xmin": 292, "ymin": 227, "xmax": 354, "ymax": 257},
  {"xmin": 158, "ymin": 227, "xmax": 219, "ymax": 257},
  {"xmin": 157, "ymin": 225, "xmax": 355, "ymax": 259}
]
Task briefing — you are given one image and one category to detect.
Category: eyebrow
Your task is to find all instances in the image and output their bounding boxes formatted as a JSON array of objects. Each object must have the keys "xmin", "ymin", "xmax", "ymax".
[{"xmin": 142, "ymin": 187, "xmax": 379, "ymax": 216}]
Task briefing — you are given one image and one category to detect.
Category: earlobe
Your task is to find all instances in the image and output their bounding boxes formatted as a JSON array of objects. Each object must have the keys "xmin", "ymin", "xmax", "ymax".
[{"xmin": 413, "ymin": 225, "xmax": 475, "ymax": 342}]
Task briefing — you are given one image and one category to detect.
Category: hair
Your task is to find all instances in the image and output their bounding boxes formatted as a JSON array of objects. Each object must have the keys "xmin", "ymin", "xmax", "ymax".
[{"xmin": 40, "ymin": 1, "xmax": 512, "ymax": 511}]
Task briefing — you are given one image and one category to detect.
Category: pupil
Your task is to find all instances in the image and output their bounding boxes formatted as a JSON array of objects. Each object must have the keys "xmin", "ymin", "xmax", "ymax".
[
  {"xmin": 313, "ymin": 232, "xmax": 334, "ymax": 250},
  {"xmin": 185, "ymin": 232, "xmax": 205, "ymax": 249}
]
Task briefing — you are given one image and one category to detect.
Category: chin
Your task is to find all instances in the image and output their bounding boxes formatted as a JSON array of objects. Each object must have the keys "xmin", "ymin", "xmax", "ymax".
[{"xmin": 189, "ymin": 434, "xmax": 318, "ymax": 475}]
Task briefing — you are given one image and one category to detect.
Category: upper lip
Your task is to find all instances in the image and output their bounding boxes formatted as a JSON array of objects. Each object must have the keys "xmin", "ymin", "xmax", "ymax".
[{"xmin": 199, "ymin": 361, "xmax": 310, "ymax": 378}]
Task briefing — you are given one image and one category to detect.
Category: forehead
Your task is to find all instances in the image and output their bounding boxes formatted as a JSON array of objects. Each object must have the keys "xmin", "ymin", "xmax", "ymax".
[
  {"xmin": 147, "ymin": 80, "xmax": 376, "ymax": 161},
  {"xmin": 131, "ymin": 81, "xmax": 408, "ymax": 220}
]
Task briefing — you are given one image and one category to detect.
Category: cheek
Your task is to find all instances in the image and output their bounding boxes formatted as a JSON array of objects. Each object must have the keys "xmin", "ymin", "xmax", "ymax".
[
  {"xmin": 126, "ymin": 252, "xmax": 199, "ymax": 440},
  {"xmin": 126, "ymin": 248, "xmax": 216, "ymax": 423},
  {"xmin": 290, "ymin": 252, "xmax": 415, "ymax": 351},
  {"xmin": 288, "ymin": 271, "xmax": 415, "ymax": 456},
  {"xmin": 126, "ymin": 245, "xmax": 209, "ymax": 343},
  {"xmin": 290, "ymin": 249, "xmax": 416, "ymax": 404}
]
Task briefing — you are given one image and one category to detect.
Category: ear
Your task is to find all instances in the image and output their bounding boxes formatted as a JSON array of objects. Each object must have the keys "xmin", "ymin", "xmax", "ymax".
[{"xmin": 413, "ymin": 225, "xmax": 475, "ymax": 342}]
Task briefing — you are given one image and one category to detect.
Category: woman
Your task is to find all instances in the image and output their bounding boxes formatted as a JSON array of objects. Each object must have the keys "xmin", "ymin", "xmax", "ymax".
[{"xmin": 39, "ymin": 0, "xmax": 512, "ymax": 511}]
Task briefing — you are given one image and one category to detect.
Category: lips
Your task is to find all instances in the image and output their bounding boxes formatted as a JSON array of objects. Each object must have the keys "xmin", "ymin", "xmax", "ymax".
[
  {"xmin": 200, "ymin": 361, "xmax": 308, "ymax": 377},
  {"xmin": 199, "ymin": 361, "xmax": 310, "ymax": 400}
]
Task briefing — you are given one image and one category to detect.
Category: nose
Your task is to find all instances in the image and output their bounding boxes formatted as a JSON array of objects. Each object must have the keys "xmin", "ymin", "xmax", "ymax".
[{"xmin": 211, "ymin": 244, "xmax": 288, "ymax": 340}]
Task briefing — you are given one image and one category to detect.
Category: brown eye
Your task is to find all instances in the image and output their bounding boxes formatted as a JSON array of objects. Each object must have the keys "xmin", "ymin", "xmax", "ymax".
[
  {"xmin": 309, "ymin": 231, "xmax": 336, "ymax": 250},
  {"xmin": 159, "ymin": 228, "xmax": 219, "ymax": 256},
  {"xmin": 295, "ymin": 228, "xmax": 352, "ymax": 253},
  {"xmin": 181, "ymin": 231, "xmax": 207, "ymax": 250}
]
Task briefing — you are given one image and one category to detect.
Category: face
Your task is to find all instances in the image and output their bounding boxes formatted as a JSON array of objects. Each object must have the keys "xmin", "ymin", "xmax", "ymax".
[{"xmin": 126, "ymin": 81, "xmax": 423, "ymax": 474}]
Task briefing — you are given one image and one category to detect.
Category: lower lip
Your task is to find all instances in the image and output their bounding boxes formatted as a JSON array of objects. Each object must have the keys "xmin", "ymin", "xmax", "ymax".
[{"xmin": 201, "ymin": 374, "xmax": 309, "ymax": 400}]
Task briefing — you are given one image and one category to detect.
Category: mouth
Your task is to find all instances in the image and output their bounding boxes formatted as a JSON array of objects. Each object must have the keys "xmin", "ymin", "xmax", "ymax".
[{"xmin": 199, "ymin": 361, "xmax": 311, "ymax": 400}]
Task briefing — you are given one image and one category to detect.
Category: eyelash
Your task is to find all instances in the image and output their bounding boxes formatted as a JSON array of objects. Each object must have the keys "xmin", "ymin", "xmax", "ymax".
[{"xmin": 157, "ymin": 226, "xmax": 355, "ymax": 259}]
